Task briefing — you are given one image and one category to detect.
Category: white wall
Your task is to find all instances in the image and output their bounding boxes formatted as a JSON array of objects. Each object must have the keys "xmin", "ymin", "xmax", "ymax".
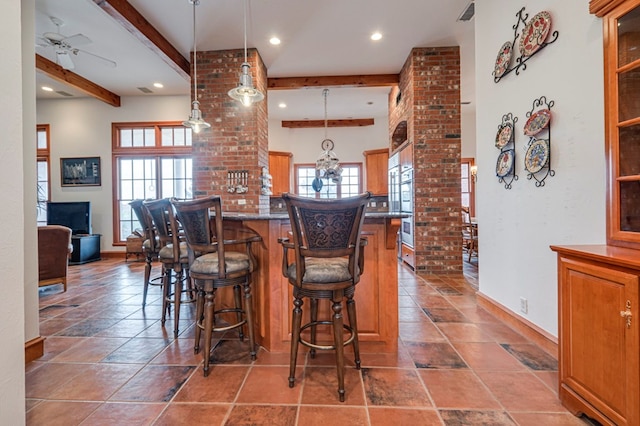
[
  {"xmin": 1, "ymin": 0, "xmax": 27, "ymax": 422},
  {"xmin": 268, "ymin": 115, "xmax": 390, "ymax": 163},
  {"xmin": 36, "ymin": 95, "xmax": 190, "ymax": 251},
  {"xmin": 475, "ymin": 0, "xmax": 605, "ymax": 335}
]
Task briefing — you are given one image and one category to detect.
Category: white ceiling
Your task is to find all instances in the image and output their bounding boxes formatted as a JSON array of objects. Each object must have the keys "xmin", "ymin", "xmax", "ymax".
[{"xmin": 34, "ymin": 0, "xmax": 475, "ymax": 120}]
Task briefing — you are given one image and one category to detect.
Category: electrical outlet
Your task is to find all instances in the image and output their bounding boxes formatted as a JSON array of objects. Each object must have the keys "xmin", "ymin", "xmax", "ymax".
[
  {"xmin": 371, "ymin": 201, "xmax": 377, "ymax": 207},
  {"xmin": 382, "ymin": 201, "xmax": 387, "ymax": 207},
  {"xmin": 520, "ymin": 297, "xmax": 528, "ymax": 314},
  {"xmin": 238, "ymin": 199, "xmax": 246, "ymax": 205}
]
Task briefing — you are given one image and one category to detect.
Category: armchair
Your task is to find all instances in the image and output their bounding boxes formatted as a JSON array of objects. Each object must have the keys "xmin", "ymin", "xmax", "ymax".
[{"xmin": 38, "ymin": 225, "xmax": 73, "ymax": 292}]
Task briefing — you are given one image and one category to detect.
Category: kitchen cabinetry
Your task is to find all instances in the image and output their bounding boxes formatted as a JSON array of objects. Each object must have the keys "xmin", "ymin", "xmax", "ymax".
[
  {"xmin": 592, "ymin": 0, "xmax": 640, "ymax": 249},
  {"xmin": 363, "ymin": 148, "xmax": 389, "ymax": 195},
  {"xmin": 551, "ymin": 245, "xmax": 640, "ymax": 426},
  {"xmin": 268, "ymin": 151, "xmax": 292, "ymax": 196}
]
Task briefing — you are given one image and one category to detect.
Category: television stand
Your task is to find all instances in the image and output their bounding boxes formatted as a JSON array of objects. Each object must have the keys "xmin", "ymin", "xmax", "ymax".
[{"xmin": 70, "ymin": 234, "xmax": 101, "ymax": 265}]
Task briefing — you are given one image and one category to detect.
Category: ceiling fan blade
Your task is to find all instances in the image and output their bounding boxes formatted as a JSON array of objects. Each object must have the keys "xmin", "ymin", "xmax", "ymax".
[
  {"xmin": 73, "ymin": 48, "xmax": 117, "ymax": 68},
  {"xmin": 56, "ymin": 51, "xmax": 75, "ymax": 70},
  {"xmin": 36, "ymin": 36, "xmax": 52, "ymax": 48},
  {"xmin": 62, "ymin": 33, "xmax": 92, "ymax": 46},
  {"xmin": 43, "ymin": 32, "xmax": 64, "ymax": 43}
]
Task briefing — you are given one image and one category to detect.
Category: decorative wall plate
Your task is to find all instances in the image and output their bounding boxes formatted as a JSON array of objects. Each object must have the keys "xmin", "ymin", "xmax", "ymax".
[
  {"xmin": 519, "ymin": 11, "xmax": 552, "ymax": 57},
  {"xmin": 523, "ymin": 109, "xmax": 552, "ymax": 136},
  {"xmin": 495, "ymin": 123, "xmax": 513, "ymax": 149},
  {"xmin": 524, "ymin": 139, "xmax": 550, "ymax": 173},
  {"xmin": 496, "ymin": 149, "xmax": 515, "ymax": 177},
  {"xmin": 494, "ymin": 41, "xmax": 513, "ymax": 78}
]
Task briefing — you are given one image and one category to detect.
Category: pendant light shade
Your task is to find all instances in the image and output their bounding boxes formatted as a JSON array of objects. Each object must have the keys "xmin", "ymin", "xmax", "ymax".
[
  {"xmin": 183, "ymin": 0, "xmax": 210, "ymax": 133},
  {"xmin": 228, "ymin": 0, "xmax": 264, "ymax": 107}
]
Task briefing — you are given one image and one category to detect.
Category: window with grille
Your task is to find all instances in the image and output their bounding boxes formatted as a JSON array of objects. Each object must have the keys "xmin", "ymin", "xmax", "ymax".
[
  {"xmin": 461, "ymin": 158, "xmax": 476, "ymax": 217},
  {"xmin": 294, "ymin": 163, "xmax": 362, "ymax": 198},
  {"xmin": 113, "ymin": 122, "xmax": 193, "ymax": 244},
  {"xmin": 37, "ymin": 125, "xmax": 50, "ymax": 226}
]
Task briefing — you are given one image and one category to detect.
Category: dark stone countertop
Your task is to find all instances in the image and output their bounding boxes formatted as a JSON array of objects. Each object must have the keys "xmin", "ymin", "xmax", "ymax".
[{"xmin": 223, "ymin": 211, "xmax": 408, "ymax": 221}]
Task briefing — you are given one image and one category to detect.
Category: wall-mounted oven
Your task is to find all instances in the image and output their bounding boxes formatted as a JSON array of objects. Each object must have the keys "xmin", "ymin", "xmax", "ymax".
[
  {"xmin": 388, "ymin": 153, "xmax": 400, "ymax": 213},
  {"xmin": 400, "ymin": 168, "xmax": 413, "ymax": 247}
]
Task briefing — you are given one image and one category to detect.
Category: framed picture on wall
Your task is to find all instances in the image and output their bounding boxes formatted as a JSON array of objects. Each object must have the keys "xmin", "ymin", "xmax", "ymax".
[{"xmin": 60, "ymin": 157, "xmax": 101, "ymax": 187}]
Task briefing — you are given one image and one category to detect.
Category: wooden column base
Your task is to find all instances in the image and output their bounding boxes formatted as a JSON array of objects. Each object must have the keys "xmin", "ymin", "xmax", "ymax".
[{"xmin": 25, "ymin": 336, "xmax": 45, "ymax": 363}]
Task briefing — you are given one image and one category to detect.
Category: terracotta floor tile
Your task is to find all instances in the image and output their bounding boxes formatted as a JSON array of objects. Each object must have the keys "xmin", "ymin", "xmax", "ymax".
[
  {"xmin": 476, "ymin": 370, "xmax": 567, "ymax": 411},
  {"xmin": 422, "ymin": 307, "xmax": 470, "ymax": 323},
  {"xmin": 439, "ymin": 409, "xmax": 516, "ymax": 425},
  {"xmin": 225, "ymin": 404, "xmax": 297, "ymax": 426},
  {"xmin": 398, "ymin": 294, "xmax": 419, "ymax": 308},
  {"xmin": 455, "ymin": 306, "xmax": 501, "ymax": 324},
  {"xmin": 38, "ymin": 318, "xmax": 78, "ymax": 336},
  {"xmin": 78, "ymin": 402, "xmax": 165, "ymax": 425},
  {"xmin": 37, "ymin": 336, "xmax": 85, "ymax": 361},
  {"xmin": 173, "ymin": 365, "xmax": 249, "ymax": 403},
  {"xmin": 411, "ymin": 294, "xmax": 455, "ymax": 309},
  {"xmin": 358, "ymin": 346, "xmax": 415, "ymax": 368},
  {"xmin": 534, "ymin": 370, "xmax": 559, "ymax": 394},
  {"xmin": 154, "ymin": 403, "xmax": 231, "ymax": 426},
  {"xmin": 102, "ymin": 337, "xmax": 171, "ymax": 364},
  {"xmin": 51, "ymin": 337, "xmax": 129, "ymax": 362},
  {"xmin": 404, "ymin": 341, "xmax": 467, "ymax": 369},
  {"xmin": 476, "ymin": 322, "xmax": 530, "ymax": 344},
  {"xmin": 400, "ymin": 321, "xmax": 447, "ymax": 343},
  {"xmin": 254, "ymin": 347, "xmax": 306, "ymax": 366},
  {"xmin": 26, "ymin": 401, "xmax": 100, "ymax": 426},
  {"xmin": 509, "ymin": 412, "xmax": 590, "ymax": 426},
  {"xmin": 300, "ymin": 366, "xmax": 365, "ymax": 405},
  {"xmin": 93, "ymin": 318, "xmax": 157, "ymax": 338},
  {"xmin": 362, "ymin": 368, "xmax": 431, "ymax": 407},
  {"xmin": 453, "ymin": 342, "xmax": 526, "ymax": 371},
  {"xmin": 150, "ymin": 338, "xmax": 202, "ymax": 365},
  {"xmin": 399, "ymin": 306, "xmax": 429, "ymax": 322},
  {"xmin": 297, "ymin": 405, "xmax": 368, "ymax": 426},
  {"xmin": 237, "ymin": 366, "xmax": 302, "ymax": 404},
  {"xmin": 436, "ymin": 323, "xmax": 493, "ymax": 343},
  {"xmin": 55, "ymin": 318, "xmax": 121, "ymax": 337},
  {"xmin": 500, "ymin": 343, "xmax": 559, "ymax": 370},
  {"xmin": 25, "ymin": 362, "xmax": 91, "ymax": 398},
  {"xmin": 109, "ymin": 365, "xmax": 195, "ymax": 402},
  {"xmin": 49, "ymin": 363, "xmax": 142, "ymax": 401},
  {"xmin": 368, "ymin": 407, "xmax": 443, "ymax": 425},
  {"xmin": 419, "ymin": 369, "xmax": 501, "ymax": 409}
]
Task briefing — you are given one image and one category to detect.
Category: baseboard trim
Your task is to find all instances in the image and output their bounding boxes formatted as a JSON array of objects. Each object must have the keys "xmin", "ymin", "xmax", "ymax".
[
  {"xmin": 476, "ymin": 292, "xmax": 558, "ymax": 358},
  {"xmin": 100, "ymin": 251, "xmax": 126, "ymax": 259},
  {"xmin": 25, "ymin": 336, "xmax": 45, "ymax": 363}
]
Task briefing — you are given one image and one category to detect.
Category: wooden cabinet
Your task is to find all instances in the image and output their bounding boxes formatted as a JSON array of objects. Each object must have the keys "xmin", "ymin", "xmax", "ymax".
[
  {"xmin": 551, "ymin": 245, "xmax": 640, "ymax": 425},
  {"xmin": 401, "ymin": 243, "xmax": 415, "ymax": 269},
  {"xmin": 363, "ymin": 148, "xmax": 389, "ymax": 195},
  {"xmin": 593, "ymin": 0, "xmax": 640, "ymax": 249},
  {"xmin": 399, "ymin": 142, "xmax": 413, "ymax": 172},
  {"xmin": 268, "ymin": 151, "xmax": 292, "ymax": 196}
]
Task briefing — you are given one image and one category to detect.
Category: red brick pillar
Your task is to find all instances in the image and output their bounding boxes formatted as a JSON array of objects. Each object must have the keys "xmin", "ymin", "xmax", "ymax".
[{"xmin": 191, "ymin": 48, "xmax": 269, "ymax": 214}]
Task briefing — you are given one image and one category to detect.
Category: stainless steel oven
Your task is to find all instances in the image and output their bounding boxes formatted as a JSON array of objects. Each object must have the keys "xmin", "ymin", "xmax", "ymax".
[
  {"xmin": 388, "ymin": 153, "xmax": 400, "ymax": 213},
  {"xmin": 401, "ymin": 215, "xmax": 413, "ymax": 247},
  {"xmin": 400, "ymin": 169, "xmax": 413, "ymax": 214}
]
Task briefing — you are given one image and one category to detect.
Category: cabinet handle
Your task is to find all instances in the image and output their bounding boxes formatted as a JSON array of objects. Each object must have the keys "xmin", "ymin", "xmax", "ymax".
[{"xmin": 620, "ymin": 300, "xmax": 632, "ymax": 329}]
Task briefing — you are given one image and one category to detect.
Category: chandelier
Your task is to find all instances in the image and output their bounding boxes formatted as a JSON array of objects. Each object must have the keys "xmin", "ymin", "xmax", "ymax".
[{"xmin": 313, "ymin": 89, "xmax": 342, "ymax": 192}]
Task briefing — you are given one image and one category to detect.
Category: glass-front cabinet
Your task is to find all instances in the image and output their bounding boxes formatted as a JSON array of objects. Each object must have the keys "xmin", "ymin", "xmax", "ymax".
[{"xmin": 601, "ymin": 0, "xmax": 640, "ymax": 248}]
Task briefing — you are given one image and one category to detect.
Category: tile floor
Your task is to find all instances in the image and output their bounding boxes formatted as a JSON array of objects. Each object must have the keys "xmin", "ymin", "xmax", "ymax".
[{"xmin": 26, "ymin": 258, "xmax": 597, "ymax": 425}]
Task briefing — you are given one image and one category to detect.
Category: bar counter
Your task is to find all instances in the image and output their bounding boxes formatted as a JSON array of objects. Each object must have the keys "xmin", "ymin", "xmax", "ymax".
[{"xmin": 222, "ymin": 212, "xmax": 403, "ymax": 353}]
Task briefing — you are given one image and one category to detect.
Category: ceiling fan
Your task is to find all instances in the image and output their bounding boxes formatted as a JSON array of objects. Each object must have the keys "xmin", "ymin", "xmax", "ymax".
[{"xmin": 36, "ymin": 16, "xmax": 116, "ymax": 70}]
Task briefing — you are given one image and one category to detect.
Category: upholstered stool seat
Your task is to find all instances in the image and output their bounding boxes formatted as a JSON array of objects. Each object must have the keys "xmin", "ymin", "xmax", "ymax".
[
  {"xmin": 279, "ymin": 192, "xmax": 371, "ymax": 402},
  {"xmin": 130, "ymin": 200, "xmax": 162, "ymax": 307}
]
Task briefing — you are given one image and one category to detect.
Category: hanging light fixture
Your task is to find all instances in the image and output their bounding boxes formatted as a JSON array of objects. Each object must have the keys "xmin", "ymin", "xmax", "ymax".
[
  {"xmin": 228, "ymin": 0, "xmax": 264, "ymax": 107},
  {"xmin": 313, "ymin": 89, "xmax": 342, "ymax": 192},
  {"xmin": 183, "ymin": 0, "xmax": 211, "ymax": 134}
]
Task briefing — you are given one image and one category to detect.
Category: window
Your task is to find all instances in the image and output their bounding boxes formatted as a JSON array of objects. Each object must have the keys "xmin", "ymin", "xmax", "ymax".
[
  {"xmin": 37, "ymin": 125, "xmax": 50, "ymax": 226},
  {"xmin": 113, "ymin": 122, "xmax": 193, "ymax": 244},
  {"xmin": 294, "ymin": 163, "xmax": 362, "ymax": 198},
  {"xmin": 461, "ymin": 158, "xmax": 476, "ymax": 217}
]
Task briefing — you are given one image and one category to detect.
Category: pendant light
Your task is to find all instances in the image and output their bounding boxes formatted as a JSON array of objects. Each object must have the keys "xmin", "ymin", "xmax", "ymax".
[
  {"xmin": 183, "ymin": 0, "xmax": 211, "ymax": 133},
  {"xmin": 228, "ymin": 0, "xmax": 264, "ymax": 107},
  {"xmin": 314, "ymin": 89, "xmax": 342, "ymax": 192}
]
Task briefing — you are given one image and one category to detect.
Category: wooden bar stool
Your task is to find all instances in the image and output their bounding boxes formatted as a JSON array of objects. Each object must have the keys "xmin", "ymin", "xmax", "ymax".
[
  {"xmin": 171, "ymin": 196, "xmax": 261, "ymax": 376},
  {"xmin": 129, "ymin": 200, "xmax": 162, "ymax": 307},
  {"xmin": 279, "ymin": 192, "xmax": 370, "ymax": 402},
  {"xmin": 143, "ymin": 198, "xmax": 194, "ymax": 337}
]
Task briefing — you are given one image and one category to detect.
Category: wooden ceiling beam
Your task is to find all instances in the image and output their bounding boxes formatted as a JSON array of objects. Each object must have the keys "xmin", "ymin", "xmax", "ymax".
[
  {"xmin": 268, "ymin": 74, "xmax": 399, "ymax": 89},
  {"xmin": 282, "ymin": 119, "xmax": 375, "ymax": 128},
  {"xmin": 93, "ymin": 0, "xmax": 190, "ymax": 80},
  {"xmin": 36, "ymin": 54, "xmax": 121, "ymax": 107}
]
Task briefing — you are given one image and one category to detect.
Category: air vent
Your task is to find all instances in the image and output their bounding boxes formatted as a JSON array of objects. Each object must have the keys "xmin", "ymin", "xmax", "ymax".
[
  {"xmin": 457, "ymin": 1, "xmax": 475, "ymax": 21},
  {"xmin": 137, "ymin": 87, "xmax": 153, "ymax": 94},
  {"xmin": 56, "ymin": 91, "xmax": 73, "ymax": 97}
]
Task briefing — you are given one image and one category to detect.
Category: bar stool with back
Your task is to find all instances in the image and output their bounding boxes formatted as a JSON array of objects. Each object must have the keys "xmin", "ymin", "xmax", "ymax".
[
  {"xmin": 279, "ymin": 192, "xmax": 371, "ymax": 402},
  {"xmin": 143, "ymin": 198, "xmax": 194, "ymax": 337},
  {"xmin": 171, "ymin": 196, "xmax": 260, "ymax": 376},
  {"xmin": 129, "ymin": 200, "xmax": 161, "ymax": 307}
]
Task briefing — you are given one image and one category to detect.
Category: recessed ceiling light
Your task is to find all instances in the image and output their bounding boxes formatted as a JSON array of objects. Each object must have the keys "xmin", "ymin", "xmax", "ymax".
[
  {"xmin": 270, "ymin": 37, "xmax": 281, "ymax": 45},
  {"xmin": 41, "ymin": 86, "xmax": 54, "ymax": 92},
  {"xmin": 278, "ymin": 102, "xmax": 287, "ymax": 108},
  {"xmin": 371, "ymin": 32, "xmax": 382, "ymax": 41},
  {"xmin": 367, "ymin": 101, "xmax": 374, "ymax": 105},
  {"xmin": 153, "ymin": 82, "xmax": 164, "ymax": 88}
]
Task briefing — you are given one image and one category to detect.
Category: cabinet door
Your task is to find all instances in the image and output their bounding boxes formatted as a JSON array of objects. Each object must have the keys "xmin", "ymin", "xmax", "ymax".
[
  {"xmin": 364, "ymin": 149, "xmax": 389, "ymax": 195},
  {"xmin": 558, "ymin": 256, "xmax": 640, "ymax": 425},
  {"xmin": 269, "ymin": 151, "xmax": 292, "ymax": 196}
]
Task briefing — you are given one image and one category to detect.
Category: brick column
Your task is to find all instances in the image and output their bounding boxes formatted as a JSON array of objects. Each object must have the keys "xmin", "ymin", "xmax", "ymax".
[
  {"xmin": 191, "ymin": 48, "xmax": 269, "ymax": 214},
  {"xmin": 391, "ymin": 47, "xmax": 462, "ymax": 274}
]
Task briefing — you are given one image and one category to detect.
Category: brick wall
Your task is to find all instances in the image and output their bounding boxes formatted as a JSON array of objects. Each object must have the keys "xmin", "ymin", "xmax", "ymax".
[
  {"xmin": 391, "ymin": 47, "xmax": 462, "ymax": 274},
  {"xmin": 191, "ymin": 48, "xmax": 269, "ymax": 214}
]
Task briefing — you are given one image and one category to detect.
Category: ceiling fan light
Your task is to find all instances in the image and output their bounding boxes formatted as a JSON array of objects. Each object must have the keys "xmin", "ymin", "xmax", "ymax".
[
  {"xmin": 183, "ymin": 100, "xmax": 211, "ymax": 133},
  {"xmin": 228, "ymin": 63, "xmax": 264, "ymax": 107}
]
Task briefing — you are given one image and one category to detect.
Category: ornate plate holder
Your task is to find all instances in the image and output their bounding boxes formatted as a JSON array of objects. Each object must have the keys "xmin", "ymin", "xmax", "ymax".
[
  {"xmin": 524, "ymin": 96, "xmax": 555, "ymax": 187},
  {"xmin": 493, "ymin": 7, "xmax": 559, "ymax": 83},
  {"xmin": 495, "ymin": 112, "xmax": 518, "ymax": 189}
]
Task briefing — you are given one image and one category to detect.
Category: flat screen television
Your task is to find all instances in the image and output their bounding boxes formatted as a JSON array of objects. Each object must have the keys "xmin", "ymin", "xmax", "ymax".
[{"xmin": 46, "ymin": 201, "xmax": 92, "ymax": 235}]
